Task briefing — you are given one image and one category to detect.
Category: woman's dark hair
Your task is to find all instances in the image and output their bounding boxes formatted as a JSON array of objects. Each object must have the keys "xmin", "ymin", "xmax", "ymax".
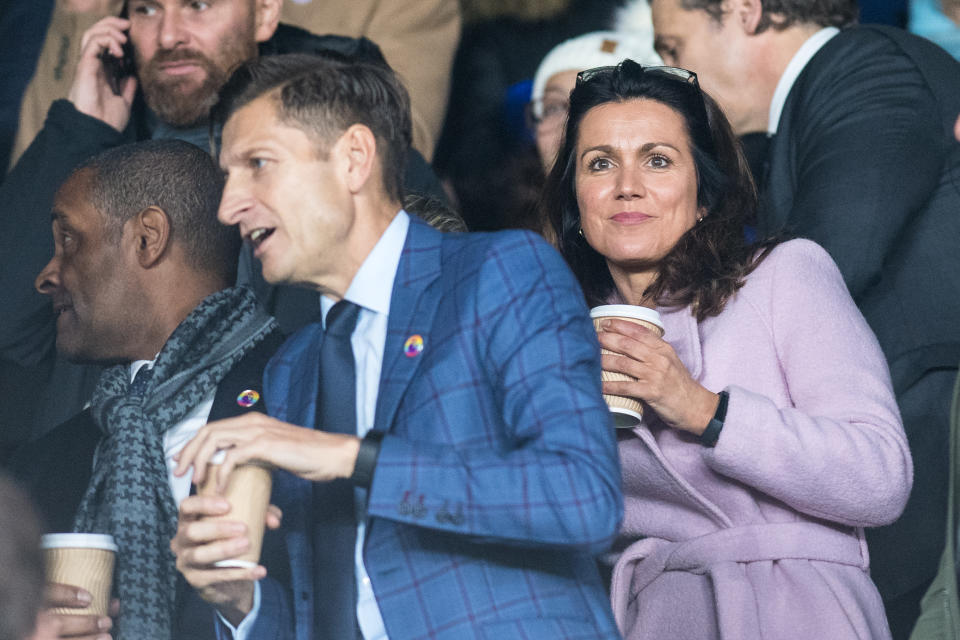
[{"xmin": 544, "ymin": 59, "xmax": 778, "ymax": 320}]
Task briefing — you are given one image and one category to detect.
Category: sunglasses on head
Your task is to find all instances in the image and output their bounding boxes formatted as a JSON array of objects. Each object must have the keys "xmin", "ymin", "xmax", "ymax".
[{"xmin": 576, "ymin": 64, "xmax": 699, "ymax": 88}]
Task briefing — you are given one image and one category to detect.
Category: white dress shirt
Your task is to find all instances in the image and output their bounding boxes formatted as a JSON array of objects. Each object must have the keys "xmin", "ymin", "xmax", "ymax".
[
  {"xmin": 127, "ymin": 360, "xmax": 259, "ymax": 639},
  {"xmin": 767, "ymin": 27, "xmax": 840, "ymax": 134},
  {"xmin": 319, "ymin": 209, "xmax": 409, "ymax": 640}
]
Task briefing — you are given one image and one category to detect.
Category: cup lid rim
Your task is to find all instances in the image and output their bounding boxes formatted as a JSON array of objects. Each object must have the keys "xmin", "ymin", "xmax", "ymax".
[
  {"xmin": 41, "ymin": 533, "xmax": 118, "ymax": 552},
  {"xmin": 590, "ymin": 304, "xmax": 663, "ymax": 328}
]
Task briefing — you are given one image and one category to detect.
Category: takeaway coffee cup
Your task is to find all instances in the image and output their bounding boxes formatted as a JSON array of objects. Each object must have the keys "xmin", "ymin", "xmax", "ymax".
[
  {"xmin": 41, "ymin": 533, "xmax": 117, "ymax": 616},
  {"xmin": 198, "ymin": 454, "xmax": 272, "ymax": 568},
  {"xmin": 590, "ymin": 305, "xmax": 665, "ymax": 428}
]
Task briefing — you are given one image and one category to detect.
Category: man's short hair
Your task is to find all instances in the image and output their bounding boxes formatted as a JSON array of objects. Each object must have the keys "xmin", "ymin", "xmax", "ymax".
[
  {"xmin": 683, "ymin": 0, "xmax": 857, "ymax": 32},
  {"xmin": 0, "ymin": 475, "xmax": 44, "ymax": 640},
  {"xmin": 74, "ymin": 140, "xmax": 238, "ymax": 282},
  {"xmin": 212, "ymin": 53, "xmax": 412, "ymax": 201}
]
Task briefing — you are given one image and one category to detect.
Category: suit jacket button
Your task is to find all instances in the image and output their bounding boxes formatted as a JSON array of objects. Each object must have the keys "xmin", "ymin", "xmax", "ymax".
[{"xmin": 398, "ymin": 491, "xmax": 413, "ymax": 515}]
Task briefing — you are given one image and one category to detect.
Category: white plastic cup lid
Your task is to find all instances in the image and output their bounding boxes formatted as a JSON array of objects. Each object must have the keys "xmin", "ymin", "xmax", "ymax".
[
  {"xmin": 590, "ymin": 305, "xmax": 663, "ymax": 330},
  {"xmin": 214, "ymin": 559, "xmax": 257, "ymax": 569},
  {"xmin": 41, "ymin": 533, "xmax": 118, "ymax": 552},
  {"xmin": 611, "ymin": 406, "xmax": 643, "ymax": 428}
]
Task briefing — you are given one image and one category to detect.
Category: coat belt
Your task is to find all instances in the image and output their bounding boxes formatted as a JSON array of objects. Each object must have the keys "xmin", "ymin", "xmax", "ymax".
[{"xmin": 610, "ymin": 521, "xmax": 868, "ymax": 638}]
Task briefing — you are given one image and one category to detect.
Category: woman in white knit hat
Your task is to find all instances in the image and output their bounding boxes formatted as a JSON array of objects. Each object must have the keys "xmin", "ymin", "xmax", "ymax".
[{"xmin": 529, "ymin": 27, "xmax": 661, "ymax": 170}]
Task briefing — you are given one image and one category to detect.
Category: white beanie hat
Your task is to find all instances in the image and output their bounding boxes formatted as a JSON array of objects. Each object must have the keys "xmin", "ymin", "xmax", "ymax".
[
  {"xmin": 531, "ymin": 30, "xmax": 662, "ymax": 118},
  {"xmin": 615, "ymin": 0, "xmax": 658, "ymax": 37}
]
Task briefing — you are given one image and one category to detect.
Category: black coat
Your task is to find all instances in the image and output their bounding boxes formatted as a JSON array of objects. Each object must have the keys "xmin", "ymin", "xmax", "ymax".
[
  {"xmin": 759, "ymin": 25, "xmax": 960, "ymax": 601},
  {"xmin": 9, "ymin": 329, "xmax": 289, "ymax": 639}
]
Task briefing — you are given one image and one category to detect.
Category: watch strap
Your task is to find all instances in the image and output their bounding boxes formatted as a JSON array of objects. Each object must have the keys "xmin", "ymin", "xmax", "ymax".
[
  {"xmin": 350, "ymin": 429, "xmax": 385, "ymax": 488},
  {"xmin": 700, "ymin": 390, "xmax": 729, "ymax": 448}
]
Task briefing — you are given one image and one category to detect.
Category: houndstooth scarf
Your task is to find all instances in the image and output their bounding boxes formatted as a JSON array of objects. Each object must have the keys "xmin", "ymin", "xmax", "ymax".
[{"xmin": 74, "ymin": 286, "xmax": 277, "ymax": 640}]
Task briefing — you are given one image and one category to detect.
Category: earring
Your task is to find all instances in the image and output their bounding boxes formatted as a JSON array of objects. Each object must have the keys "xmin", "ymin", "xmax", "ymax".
[
  {"xmin": 578, "ymin": 227, "xmax": 585, "ymax": 237},
  {"xmin": 696, "ymin": 215, "xmax": 705, "ymax": 224}
]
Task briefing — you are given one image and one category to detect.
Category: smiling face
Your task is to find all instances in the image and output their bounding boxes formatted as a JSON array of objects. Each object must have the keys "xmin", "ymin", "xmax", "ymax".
[
  {"xmin": 34, "ymin": 171, "xmax": 143, "ymax": 363},
  {"xmin": 218, "ymin": 94, "xmax": 355, "ymax": 291},
  {"xmin": 129, "ymin": 0, "xmax": 274, "ymax": 127},
  {"xmin": 576, "ymin": 98, "xmax": 703, "ymax": 279}
]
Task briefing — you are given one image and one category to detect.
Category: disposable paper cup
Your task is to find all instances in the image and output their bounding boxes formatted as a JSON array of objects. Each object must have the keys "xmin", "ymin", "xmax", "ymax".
[
  {"xmin": 41, "ymin": 533, "xmax": 117, "ymax": 616},
  {"xmin": 198, "ymin": 459, "xmax": 272, "ymax": 569},
  {"xmin": 591, "ymin": 305, "xmax": 665, "ymax": 428}
]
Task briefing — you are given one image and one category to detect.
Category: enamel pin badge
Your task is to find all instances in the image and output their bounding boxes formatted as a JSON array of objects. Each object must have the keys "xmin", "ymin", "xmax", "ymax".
[
  {"xmin": 403, "ymin": 335, "xmax": 424, "ymax": 358},
  {"xmin": 237, "ymin": 389, "xmax": 260, "ymax": 408}
]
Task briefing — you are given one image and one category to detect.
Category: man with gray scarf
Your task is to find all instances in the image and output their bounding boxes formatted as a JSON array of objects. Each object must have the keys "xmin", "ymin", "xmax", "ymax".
[{"xmin": 9, "ymin": 139, "xmax": 286, "ymax": 640}]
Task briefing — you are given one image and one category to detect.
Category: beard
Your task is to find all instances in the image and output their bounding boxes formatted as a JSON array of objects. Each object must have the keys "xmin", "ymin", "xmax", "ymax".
[{"xmin": 137, "ymin": 39, "xmax": 257, "ymax": 128}]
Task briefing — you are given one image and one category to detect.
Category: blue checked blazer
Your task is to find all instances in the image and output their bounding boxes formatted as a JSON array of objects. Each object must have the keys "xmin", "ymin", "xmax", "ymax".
[{"xmin": 262, "ymin": 218, "xmax": 623, "ymax": 640}]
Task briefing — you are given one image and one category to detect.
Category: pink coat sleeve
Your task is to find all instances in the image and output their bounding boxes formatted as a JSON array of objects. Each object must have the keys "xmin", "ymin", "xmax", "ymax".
[{"xmin": 702, "ymin": 240, "xmax": 913, "ymax": 527}]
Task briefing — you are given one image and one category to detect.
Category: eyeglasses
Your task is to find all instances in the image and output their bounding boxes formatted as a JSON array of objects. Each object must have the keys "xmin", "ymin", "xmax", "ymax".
[
  {"xmin": 576, "ymin": 65, "xmax": 699, "ymax": 88},
  {"xmin": 525, "ymin": 96, "xmax": 570, "ymax": 130}
]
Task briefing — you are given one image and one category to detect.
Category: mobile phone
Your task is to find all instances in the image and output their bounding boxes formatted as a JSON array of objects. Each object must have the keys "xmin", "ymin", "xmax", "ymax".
[
  {"xmin": 100, "ymin": 36, "xmax": 134, "ymax": 96},
  {"xmin": 100, "ymin": 4, "xmax": 134, "ymax": 97}
]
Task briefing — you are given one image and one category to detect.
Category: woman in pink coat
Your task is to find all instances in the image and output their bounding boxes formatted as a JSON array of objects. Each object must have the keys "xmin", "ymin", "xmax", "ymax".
[{"xmin": 546, "ymin": 60, "xmax": 912, "ymax": 639}]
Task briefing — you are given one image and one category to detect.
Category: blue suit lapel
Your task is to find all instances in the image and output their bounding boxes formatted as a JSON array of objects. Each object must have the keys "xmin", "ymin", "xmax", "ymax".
[
  {"xmin": 374, "ymin": 218, "xmax": 443, "ymax": 433},
  {"xmin": 265, "ymin": 324, "xmax": 324, "ymax": 429}
]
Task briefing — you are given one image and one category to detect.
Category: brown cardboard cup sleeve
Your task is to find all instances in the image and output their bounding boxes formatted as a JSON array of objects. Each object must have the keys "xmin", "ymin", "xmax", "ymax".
[{"xmin": 590, "ymin": 305, "xmax": 665, "ymax": 428}]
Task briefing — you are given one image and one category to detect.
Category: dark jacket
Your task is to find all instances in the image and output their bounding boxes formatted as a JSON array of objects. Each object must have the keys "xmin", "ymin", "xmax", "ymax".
[
  {"xmin": 759, "ymin": 25, "xmax": 960, "ymax": 602},
  {"xmin": 9, "ymin": 329, "xmax": 290, "ymax": 639}
]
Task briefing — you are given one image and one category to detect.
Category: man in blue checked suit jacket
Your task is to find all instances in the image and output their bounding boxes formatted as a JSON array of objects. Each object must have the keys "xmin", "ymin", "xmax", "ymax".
[{"xmin": 172, "ymin": 52, "xmax": 623, "ymax": 640}]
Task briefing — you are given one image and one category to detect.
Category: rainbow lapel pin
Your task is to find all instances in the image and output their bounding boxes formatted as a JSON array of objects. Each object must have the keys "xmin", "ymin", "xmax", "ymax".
[
  {"xmin": 403, "ymin": 334, "xmax": 424, "ymax": 358},
  {"xmin": 237, "ymin": 389, "xmax": 260, "ymax": 408}
]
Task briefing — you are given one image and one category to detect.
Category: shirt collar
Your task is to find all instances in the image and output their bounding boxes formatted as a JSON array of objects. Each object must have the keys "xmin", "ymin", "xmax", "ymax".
[
  {"xmin": 129, "ymin": 357, "xmax": 158, "ymax": 382},
  {"xmin": 767, "ymin": 27, "xmax": 840, "ymax": 134},
  {"xmin": 321, "ymin": 210, "xmax": 410, "ymax": 323}
]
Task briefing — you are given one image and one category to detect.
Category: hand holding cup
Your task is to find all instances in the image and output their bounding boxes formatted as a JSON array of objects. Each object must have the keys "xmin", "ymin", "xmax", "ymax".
[
  {"xmin": 170, "ymin": 455, "xmax": 276, "ymax": 625},
  {"xmin": 594, "ymin": 309, "xmax": 720, "ymax": 435},
  {"xmin": 40, "ymin": 534, "xmax": 118, "ymax": 639},
  {"xmin": 591, "ymin": 305, "xmax": 665, "ymax": 427}
]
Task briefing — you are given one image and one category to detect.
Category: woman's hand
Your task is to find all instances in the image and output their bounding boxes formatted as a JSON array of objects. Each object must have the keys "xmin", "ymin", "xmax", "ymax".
[{"xmin": 596, "ymin": 318, "xmax": 719, "ymax": 435}]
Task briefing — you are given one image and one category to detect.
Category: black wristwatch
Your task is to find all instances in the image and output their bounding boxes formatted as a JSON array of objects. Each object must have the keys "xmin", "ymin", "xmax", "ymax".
[
  {"xmin": 350, "ymin": 430, "xmax": 385, "ymax": 488},
  {"xmin": 700, "ymin": 390, "xmax": 729, "ymax": 448}
]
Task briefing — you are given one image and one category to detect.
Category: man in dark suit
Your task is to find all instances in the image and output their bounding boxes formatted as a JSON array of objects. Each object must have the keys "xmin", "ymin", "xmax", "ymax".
[
  {"xmin": 171, "ymin": 54, "xmax": 623, "ymax": 638},
  {"xmin": 649, "ymin": 0, "xmax": 960, "ymax": 635},
  {"xmin": 10, "ymin": 139, "xmax": 286, "ymax": 640}
]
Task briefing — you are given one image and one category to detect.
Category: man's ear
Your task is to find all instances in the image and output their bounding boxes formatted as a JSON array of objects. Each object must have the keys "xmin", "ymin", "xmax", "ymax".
[
  {"xmin": 130, "ymin": 206, "xmax": 171, "ymax": 268},
  {"xmin": 338, "ymin": 124, "xmax": 379, "ymax": 195},
  {"xmin": 254, "ymin": 0, "xmax": 282, "ymax": 43},
  {"xmin": 729, "ymin": 0, "xmax": 764, "ymax": 34}
]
